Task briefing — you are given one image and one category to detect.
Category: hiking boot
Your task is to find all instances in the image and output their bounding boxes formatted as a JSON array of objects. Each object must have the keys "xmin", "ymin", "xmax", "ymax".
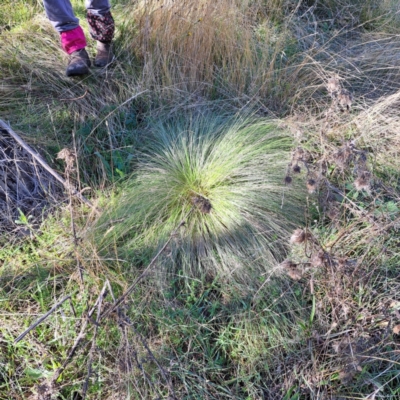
[
  {"xmin": 66, "ymin": 49, "xmax": 91, "ymax": 77},
  {"xmin": 94, "ymin": 41, "xmax": 114, "ymax": 68}
]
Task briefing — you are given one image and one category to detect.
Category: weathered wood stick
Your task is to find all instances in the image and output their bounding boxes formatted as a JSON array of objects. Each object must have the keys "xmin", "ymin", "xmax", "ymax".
[
  {"xmin": 14, "ymin": 295, "xmax": 71, "ymax": 344},
  {"xmin": 0, "ymin": 119, "xmax": 97, "ymax": 212}
]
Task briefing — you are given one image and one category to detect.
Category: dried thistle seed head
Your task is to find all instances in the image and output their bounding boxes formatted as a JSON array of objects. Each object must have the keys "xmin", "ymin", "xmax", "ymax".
[
  {"xmin": 200, "ymin": 201, "xmax": 212, "ymax": 214},
  {"xmin": 293, "ymin": 164, "xmax": 301, "ymax": 173},
  {"xmin": 280, "ymin": 259, "xmax": 296, "ymax": 269},
  {"xmin": 393, "ymin": 324, "xmax": 400, "ymax": 335},
  {"xmin": 327, "ymin": 205, "xmax": 340, "ymax": 220},
  {"xmin": 284, "ymin": 175, "xmax": 292, "ymax": 185},
  {"xmin": 306, "ymin": 179, "xmax": 317, "ymax": 193},
  {"xmin": 334, "ymin": 145, "xmax": 352, "ymax": 167},
  {"xmin": 57, "ymin": 148, "xmax": 76, "ymax": 172},
  {"xmin": 354, "ymin": 170, "xmax": 371, "ymax": 191},
  {"xmin": 337, "ymin": 89, "xmax": 353, "ymax": 111},
  {"xmin": 354, "ymin": 177, "xmax": 370, "ymax": 191},
  {"xmin": 57, "ymin": 148, "xmax": 75, "ymax": 162},
  {"xmin": 280, "ymin": 259, "xmax": 302, "ymax": 280},
  {"xmin": 311, "ymin": 250, "xmax": 325, "ymax": 267},
  {"xmin": 287, "ymin": 267, "xmax": 302, "ymax": 281},
  {"xmin": 292, "ymin": 147, "xmax": 305, "ymax": 162},
  {"xmin": 326, "ymin": 77, "xmax": 341, "ymax": 95},
  {"xmin": 290, "ymin": 229, "xmax": 307, "ymax": 244}
]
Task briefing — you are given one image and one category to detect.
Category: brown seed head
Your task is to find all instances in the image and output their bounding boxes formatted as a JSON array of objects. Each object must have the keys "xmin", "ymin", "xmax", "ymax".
[
  {"xmin": 284, "ymin": 175, "xmax": 292, "ymax": 185},
  {"xmin": 281, "ymin": 259, "xmax": 302, "ymax": 280},
  {"xmin": 280, "ymin": 259, "xmax": 296, "ymax": 270},
  {"xmin": 393, "ymin": 325, "xmax": 400, "ymax": 335},
  {"xmin": 191, "ymin": 195, "xmax": 212, "ymax": 214},
  {"xmin": 326, "ymin": 77, "xmax": 341, "ymax": 94},
  {"xmin": 311, "ymin": 250, "xmax": 325, "ymax": 267},
  {"xmin": 354, "ymin": 170, "xmax": 371, "ymax": 191},
  {"xmin": 334, "ymin": 144, "xmax": 352, "ymax": 168},
  {"xmin": 57, "ymin": 148, "xmax": 76, "ymax": 172},
  {"xmin": 306, "ymin": 179, "xmax": 317, "ymax": 193},
  {"xmin": 287, "ymin": 268, "xmax": 302, "ymax": 281},
  {"xmin": 354, "ymin": 177, "xmax": 369, "ymax": 191},
  {"xmin": 337, "ymin": 89, "xmax": 353, "ymax": 111},
  {"xmin": 293, "ymin": 164, "xmax": 301, "ymax": 174},
  {"xmin": 290, "ymin": 229, "xmax": 306, "ymax": 244}
]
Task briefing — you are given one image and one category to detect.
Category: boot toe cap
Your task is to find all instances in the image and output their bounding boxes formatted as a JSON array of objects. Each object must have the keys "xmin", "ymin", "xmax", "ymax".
[{"xmin": 66, "ymin": 62, "xmax": 90, "ymax": 76}]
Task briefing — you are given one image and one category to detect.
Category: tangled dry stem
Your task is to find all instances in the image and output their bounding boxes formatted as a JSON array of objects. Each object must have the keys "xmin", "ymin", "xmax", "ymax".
[{"xmin": 0, "ymin": 124, "xmax": 64, "ymax": 234}]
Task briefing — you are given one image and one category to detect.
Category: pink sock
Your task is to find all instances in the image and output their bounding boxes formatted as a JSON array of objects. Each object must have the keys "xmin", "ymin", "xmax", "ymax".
[{"xmin": 60, "ymin": 26, "xmax": 87, "ymax": 54}]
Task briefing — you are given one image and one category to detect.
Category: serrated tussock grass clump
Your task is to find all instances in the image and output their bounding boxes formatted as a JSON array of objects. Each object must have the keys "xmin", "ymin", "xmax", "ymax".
[{"xmin": 95, "ymin": 114, "xmax": 305, "ymax": 284}]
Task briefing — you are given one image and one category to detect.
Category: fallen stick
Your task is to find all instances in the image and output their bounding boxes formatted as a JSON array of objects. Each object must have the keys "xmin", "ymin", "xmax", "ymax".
[
  {"xmin": 51, "ymin": 316, "xmax": 90, "ymax": 384},
  {"xmin": 0, "ymin": 119, "xmax": 97, "ymax": 212},
  {"xmin": 14, "ymin": 295, "xmax": 71, "ymax": 344},
  {"xmin": 82, "ymin": 282, "xmax": 110, "ymax": 399}
]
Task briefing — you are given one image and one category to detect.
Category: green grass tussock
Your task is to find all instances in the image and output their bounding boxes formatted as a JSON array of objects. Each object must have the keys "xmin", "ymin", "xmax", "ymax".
[{"xmin": 95, "ymin": 114, "xmax": 305, "ymax": 284}]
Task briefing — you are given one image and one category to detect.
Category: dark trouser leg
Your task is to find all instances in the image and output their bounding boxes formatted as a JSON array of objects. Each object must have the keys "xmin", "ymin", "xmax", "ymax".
[
  {"xmin": 43, "ymin": 0, "xmax": 80, "ymax": 32},
  {"xmin": 85, "ymin": 0, "xmax": 115, "ymax": 43},
  {"xmin": 85, "ymin": 0, "xmax": 115, "ymax": 67}
]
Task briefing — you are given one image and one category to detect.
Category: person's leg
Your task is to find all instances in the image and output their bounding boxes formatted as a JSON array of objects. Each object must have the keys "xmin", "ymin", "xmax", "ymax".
[
  {"xmin": 85, "ymin": 0, "xmax": 111, "ymax": 17},
  {"xmin": 43, "ymin": 0, "xmax": 90, "ymax": 76},
  {"xmin": 43, "ymin": 0, "xmax": 80, "ymax": 32},
  {"xmin": 85, "ymin": 0, "xmax": 115, "ymax": 67}
]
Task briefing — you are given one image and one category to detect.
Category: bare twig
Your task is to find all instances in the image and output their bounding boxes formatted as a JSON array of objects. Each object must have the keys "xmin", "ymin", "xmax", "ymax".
[
  {"xmin": 14, "ymin": 295, "xmax": 71, "ymax": 344},
  {"xmin": 59, "ymin": 90, "xmax": 88, "ymax": 101},
  {"xmin": 59, "ymin": 145, "xmax": 85, "ymax": 284},
  {"xmin": 0, "ymin": 119, "xmax": 97, "ymax": 212},
  {"xmin": 88, "ymin": 280, "xmax": 113, "ymax": 320},
  {"xmin": 82, "ymin": 283, "xmax": 109, "ymax": 399},
  {"xmin": 51, "ymin": 316, "xmax": 90, "ymax": 384}
]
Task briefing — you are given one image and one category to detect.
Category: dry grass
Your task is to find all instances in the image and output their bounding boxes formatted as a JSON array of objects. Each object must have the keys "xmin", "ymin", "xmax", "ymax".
[
  {"xmin": 354, "ymin": 89, "xmax": 400, "ymax": 174},
  {"xmin": 118, "ymin": 0, "xmax": 306, "ymax": 111},
  {"xmin": 2, "ymin": 0, "xmax": 400, "ymax": 399}
]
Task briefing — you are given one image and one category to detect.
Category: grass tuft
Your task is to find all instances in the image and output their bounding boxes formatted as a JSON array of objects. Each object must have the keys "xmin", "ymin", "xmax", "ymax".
[{"xmin": 95, "ymin": 113, "xmax": 306, "ymax": 284}]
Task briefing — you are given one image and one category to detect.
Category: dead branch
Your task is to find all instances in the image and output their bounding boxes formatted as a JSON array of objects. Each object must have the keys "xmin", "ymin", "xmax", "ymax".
[
  {"xmin": 0, "ymin": 119, "xmax": 97, "ymax": 213},
  {"xmin": 51, "ymin": 316, "xmax": 90, "ymax": 384},
  {"xmin": 82, "ymin": 282, "xmax": 109, "ymax": 399},
  {"xmin": 14, "ymin": 295, "xmax": 71, "ymax": 344}
]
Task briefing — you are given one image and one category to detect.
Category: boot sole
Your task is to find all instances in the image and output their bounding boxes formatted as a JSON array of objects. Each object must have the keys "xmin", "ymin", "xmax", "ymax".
[{"xmin": 66, "ymin": 65, "xmax": 90, "ymax": 77}]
